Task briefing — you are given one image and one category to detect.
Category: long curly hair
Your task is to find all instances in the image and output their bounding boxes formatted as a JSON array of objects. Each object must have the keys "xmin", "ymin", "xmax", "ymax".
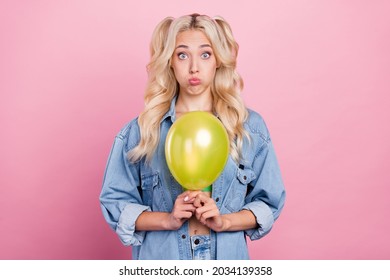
[{"xmin": 128, "ymin": 13, "xmax": 249, "ymax": 163}]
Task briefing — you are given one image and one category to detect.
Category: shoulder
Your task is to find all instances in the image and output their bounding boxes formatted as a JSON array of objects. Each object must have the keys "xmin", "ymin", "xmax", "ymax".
[
  {"xmin": 116, "ymin": 117, "xmax": 141, "ymax": 150},
  {"xmin": 244, "ymin": 108, "xmax": 271, "ymax": 143}
]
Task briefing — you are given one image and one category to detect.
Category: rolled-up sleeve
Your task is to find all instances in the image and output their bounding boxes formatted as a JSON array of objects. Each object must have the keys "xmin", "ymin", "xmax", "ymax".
[
  {"xmin": 99, "ymin": 122, "xmax": 150, "ymax": 246},
  {"xmin": 243, "ymin": 200, "xmax": 275, "ymax": 240},
  {"xmin": 116, "ymin": 203, "xmax": 150, "ymax": 246},
  {"xmin": 243, "ymin": 121, "xmax": 286, "ymax": 241}
]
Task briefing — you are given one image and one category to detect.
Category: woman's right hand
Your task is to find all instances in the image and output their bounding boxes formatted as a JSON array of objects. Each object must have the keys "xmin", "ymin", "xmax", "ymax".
[{"xmin": 165, "ymin": 190, "xmax": 201, "ymax": 230}]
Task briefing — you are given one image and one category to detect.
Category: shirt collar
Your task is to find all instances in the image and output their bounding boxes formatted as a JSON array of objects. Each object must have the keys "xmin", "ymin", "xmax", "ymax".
[{"xmin": 161, "ymin": 95, "xmax": 178, "ymax": 124}]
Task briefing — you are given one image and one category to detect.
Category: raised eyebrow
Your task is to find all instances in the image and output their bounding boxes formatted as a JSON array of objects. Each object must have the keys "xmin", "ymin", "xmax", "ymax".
[
  {"xmin": 175, "ymin": 44, "xmax": 188, "ymax": 49},
  {"xmin": 200, "ymin": 44, "xmax": 212, "ymax": 49},
  {"xmin": 175, "ymin": 44, "xmax": 212, "ymax": 49}
]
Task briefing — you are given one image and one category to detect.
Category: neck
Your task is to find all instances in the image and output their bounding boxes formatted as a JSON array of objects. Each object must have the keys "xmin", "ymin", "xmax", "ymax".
[{"xmin": 175, "ymin": 93, "xmax": 213, "ymax": 114}]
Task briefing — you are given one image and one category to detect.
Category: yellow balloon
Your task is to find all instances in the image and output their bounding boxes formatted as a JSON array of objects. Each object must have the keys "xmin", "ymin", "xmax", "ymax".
[{"xmin": 165, "ymin": 111, "xmax": 229, "ymax": 190}]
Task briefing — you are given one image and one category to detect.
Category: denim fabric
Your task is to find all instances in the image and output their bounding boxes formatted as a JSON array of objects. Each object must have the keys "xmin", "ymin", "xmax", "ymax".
[
  {"xmin": 99, "ymin": 97, "xmax": 286, "ymax": 259},
  {"xmin": 191, "ymin": 235, "xmax": 212, "ymax": 260}
]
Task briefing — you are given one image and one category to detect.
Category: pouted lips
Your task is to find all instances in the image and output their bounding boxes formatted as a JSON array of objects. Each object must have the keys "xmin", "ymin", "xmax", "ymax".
[{"xmin": 189, "ymin": 78, "xmax": 201, "ymax": 86}]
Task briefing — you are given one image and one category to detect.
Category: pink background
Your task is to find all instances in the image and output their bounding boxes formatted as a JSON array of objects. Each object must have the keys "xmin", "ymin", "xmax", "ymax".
[{"xmin": 1, "ymin": 0, "xmax": 389, "ymax": 259}]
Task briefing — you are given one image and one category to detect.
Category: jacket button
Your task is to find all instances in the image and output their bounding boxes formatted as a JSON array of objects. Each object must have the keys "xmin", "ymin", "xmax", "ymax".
[
  {"xmin": 215, "ymin": 197, "xmax": 219, "ymax": 202},
  {"xmin": 194, "ymin": 239, "xmax": 200, "ymax": 245},
  {"xmin": 243, "ymin": 175, "xmax": 247, "ymax": 180},
  {"xmin": 181, "ymin": 234, "xmax": 186, "ymax": 239}
]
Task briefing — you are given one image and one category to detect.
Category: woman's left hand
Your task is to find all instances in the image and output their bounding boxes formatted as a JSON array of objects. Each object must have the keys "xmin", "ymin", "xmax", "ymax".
[{"xmin": 193, "ymin": 193, "xmax": 226, "ymax": 232}]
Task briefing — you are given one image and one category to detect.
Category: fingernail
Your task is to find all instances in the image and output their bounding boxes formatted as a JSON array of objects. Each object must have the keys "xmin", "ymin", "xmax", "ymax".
[{"xmin": 184, "ymin": 196, "xmax": 189, "ymax": 202}]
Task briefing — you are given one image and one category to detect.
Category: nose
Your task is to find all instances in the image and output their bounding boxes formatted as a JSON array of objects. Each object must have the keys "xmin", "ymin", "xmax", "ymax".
[{"xmin": 189, "ymin": 58, "xmax": 199, "ymax": 74}]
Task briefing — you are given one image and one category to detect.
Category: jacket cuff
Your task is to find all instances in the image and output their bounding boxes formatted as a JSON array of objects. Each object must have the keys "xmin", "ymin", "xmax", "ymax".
[
  {"xmin": 242, "ymin": 201, "xmax": 274, "ymax": 240},
  {"xmin": 116, "ymin": 203, "xmax": 150, "ymax": 246}
]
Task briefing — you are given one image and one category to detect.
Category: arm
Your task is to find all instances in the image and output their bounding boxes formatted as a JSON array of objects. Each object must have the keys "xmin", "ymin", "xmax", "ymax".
[
  {"xmin": 100, "ymin": 121, "xmax": 149, "ymax": 246},
  {"xmin": 135, "ymin": 191, "xmax": 201, "ymax": 231},
  {"xmin": 220, "ymin": 210, "xmax": 257, "ymax": 231},
  {"xmin": 242, "ymin": 125, "xmax": 286, "ymax": 240}
]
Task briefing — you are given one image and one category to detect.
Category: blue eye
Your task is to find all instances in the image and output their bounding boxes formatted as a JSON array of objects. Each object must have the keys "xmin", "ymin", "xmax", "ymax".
[
  {"xmin": 201, "ymin": 52, "xmax": 211, "ymax": 59},
  {"xmin": 178, "ymin": 53, "xmax": 187, "ymax": 60}
]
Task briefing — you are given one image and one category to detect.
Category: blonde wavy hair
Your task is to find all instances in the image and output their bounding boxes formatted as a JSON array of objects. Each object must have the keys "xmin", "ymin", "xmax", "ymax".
[{"xmin": 128, "ymin": 13, "xmax": 249, "ymax": 163}]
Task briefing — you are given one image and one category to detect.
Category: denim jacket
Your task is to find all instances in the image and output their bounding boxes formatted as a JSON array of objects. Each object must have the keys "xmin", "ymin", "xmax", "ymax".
[{"xmin": 100, "ymin": 98, "xmax": 286, "ymax": 259}]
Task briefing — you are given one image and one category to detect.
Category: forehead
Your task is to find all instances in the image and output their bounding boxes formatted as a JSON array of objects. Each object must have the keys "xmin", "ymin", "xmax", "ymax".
[{"xmin": 175, "ymin": 30, "xmax": 211, "ymax": 46}]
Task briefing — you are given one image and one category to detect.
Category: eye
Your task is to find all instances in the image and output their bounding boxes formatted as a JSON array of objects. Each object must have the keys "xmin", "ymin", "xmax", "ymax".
[
  {"xmin": 178, "ymin": 52, "xmax": 188, "ymax": 60},
  {"xmin": 201, "ymin": 52, "xmax": 211, "ymax": 59}
]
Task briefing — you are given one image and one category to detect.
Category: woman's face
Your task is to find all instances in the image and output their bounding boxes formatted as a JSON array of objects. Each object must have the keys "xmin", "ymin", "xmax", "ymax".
[{"xmin": 171, "ymin": 29, "xmax": 217, "ymax": 98}]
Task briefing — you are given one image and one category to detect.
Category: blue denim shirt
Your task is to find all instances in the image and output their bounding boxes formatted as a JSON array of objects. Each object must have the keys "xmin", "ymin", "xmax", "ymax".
[{"xmin": 100, "ymin": 98, "xmax": 286, "ymax": 259}]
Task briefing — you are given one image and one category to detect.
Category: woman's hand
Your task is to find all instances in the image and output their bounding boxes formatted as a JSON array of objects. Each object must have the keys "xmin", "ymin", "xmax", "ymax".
[
  {"xmin": 193, "ymin": 192, "xmax": 226, "ymax": 232},
  {"xmin": 135, "ymin": 191, "xmax": 257, "ymax": 232},
  {"xmin": 165, "ymin": 190, "xmax": 201, "ymax": 230}
]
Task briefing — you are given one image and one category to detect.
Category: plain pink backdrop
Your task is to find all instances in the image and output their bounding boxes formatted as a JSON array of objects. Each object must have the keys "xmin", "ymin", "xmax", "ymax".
[{"xmin": 1, "ymin": 0, "xmax": 389, "ymax": 259}]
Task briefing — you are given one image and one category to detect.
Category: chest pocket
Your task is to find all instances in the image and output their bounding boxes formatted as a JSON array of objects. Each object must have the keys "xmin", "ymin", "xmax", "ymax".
[
  {"xmin": 225, "ymin": 167, "xmax": 256, "ymax": 213},
  {"xmin": 140, "ymin": 172, "xmax": 168, "ymax": 211}
]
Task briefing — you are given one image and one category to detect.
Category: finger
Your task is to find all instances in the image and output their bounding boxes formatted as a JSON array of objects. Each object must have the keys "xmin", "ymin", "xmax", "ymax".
[
  {"xmin": 192, "ymin": 196, "xmax": 200, "ymax": 208},
  {"xmin": 194, "ymin": 195, "xmax": 215, "ymax": 208},
  {"xmin": 193, "ymin": 193, "xmax": 210, "ymax": 207},
  {"xmin": 182, "ymin": 190, "xmax": 202, "ymax": 202},
  {"xmin": 179, "ymin": 211, "xmax": 193, "ymax": 219},
  {"xmin": 195, "ymin": 203, "xmax": 217, "ymax": 214},
  {"xmin": 179, "ymin": 203, "xmax": 197, "ymax": 212},
  {"xmin": 178, "ymin": 190, "xmax": 194, "ymax": 198},
  {"xmin": 195, "ymin": 205, "xmax": 218, "ymax": 220},
  {"xmin": 199, "ymin": 209, "xmax": 220, "ymax": 225},
  {"xmin": 171, "ymin": 212, "xmax": 189, "ymax": 222},
  {"xmin": 175, "ymin": 191, "xmax": 196, "ymax": 204},
  {"xmin": 201, "ymin": 208, "xmax": 220, "ymax": 220},
  {"xmin": 172, "ymin": 206, "xmax": 195, "ymax": 218}
]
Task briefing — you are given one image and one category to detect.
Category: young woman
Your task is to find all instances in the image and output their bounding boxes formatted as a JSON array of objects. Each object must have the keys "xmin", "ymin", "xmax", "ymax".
[{"xmin": 100, "ymin": 13, "xmax": 286, "ymax": 260}]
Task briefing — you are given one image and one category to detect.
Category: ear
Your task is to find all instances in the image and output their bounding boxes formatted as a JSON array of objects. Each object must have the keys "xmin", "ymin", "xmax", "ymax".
[{"xmin": 216, "ymin": 59, "xmax": 222, "ymax": 69}]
